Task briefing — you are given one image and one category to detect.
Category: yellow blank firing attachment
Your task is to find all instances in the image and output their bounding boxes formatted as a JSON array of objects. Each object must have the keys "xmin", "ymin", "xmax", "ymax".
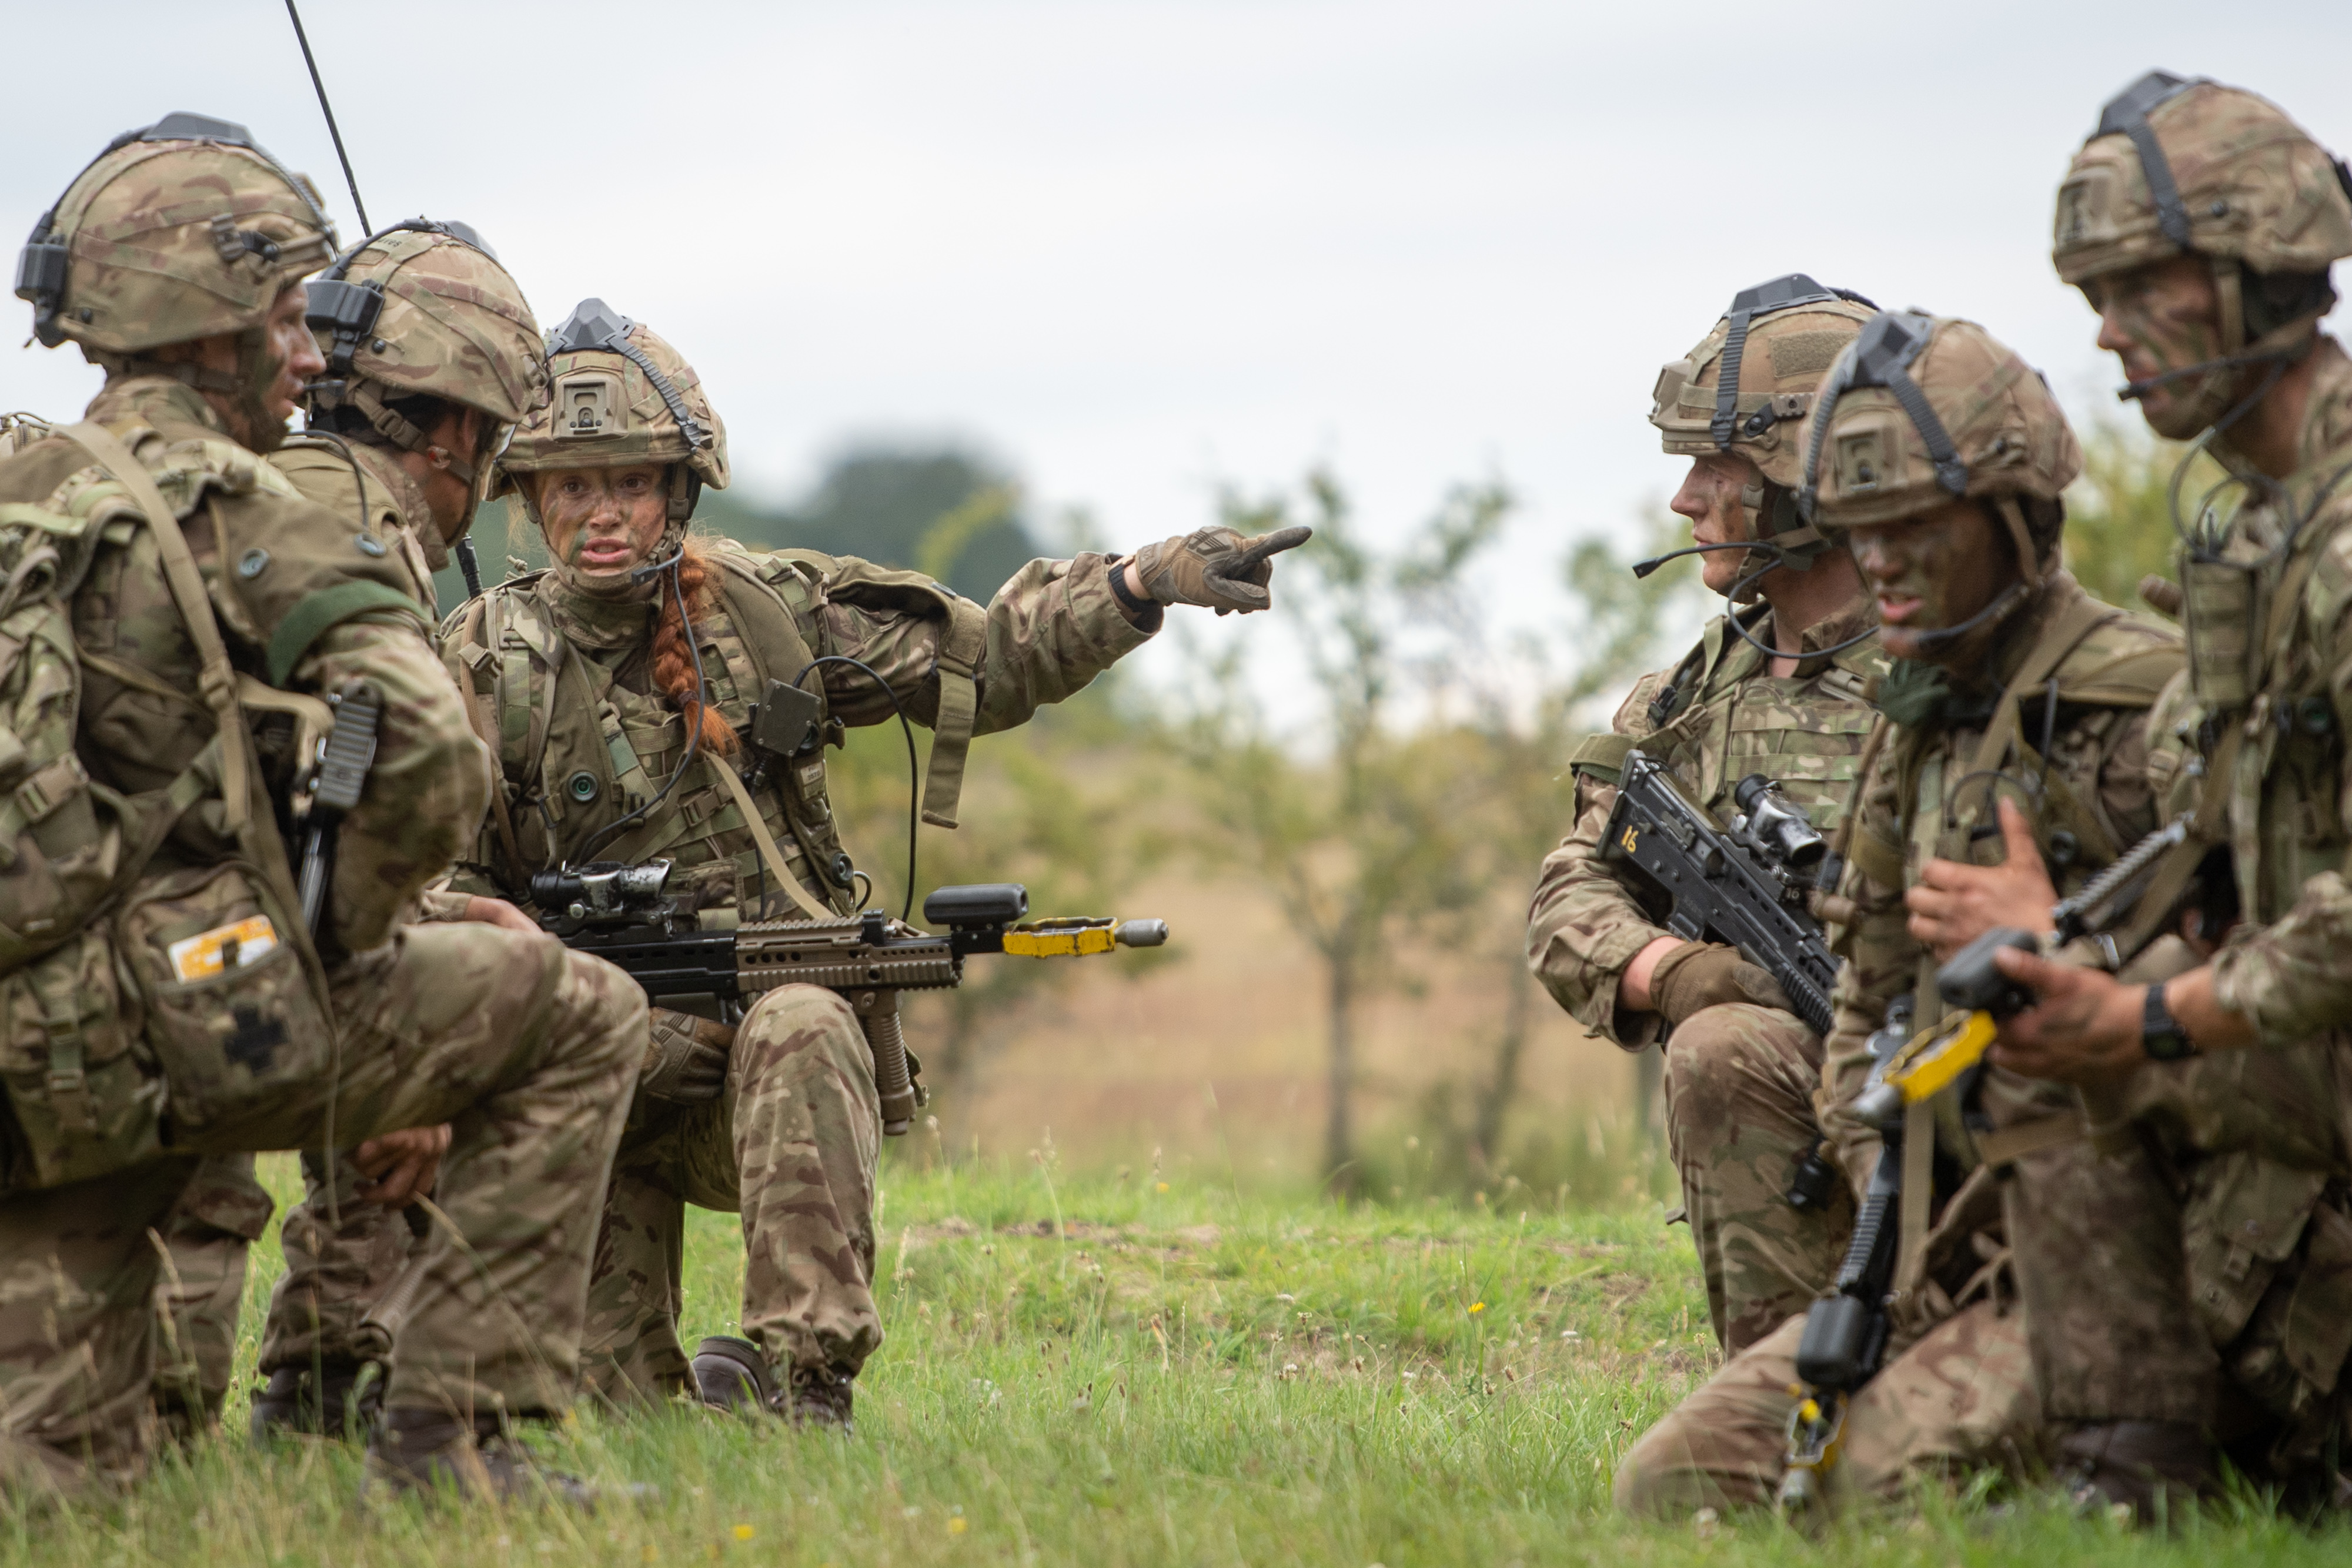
[
  {"xmin": 1001, "ymin": 917, "xmax": 1169, "ymax": 959},
  {"xmin": 1882, "ymin": 1010, "xmax": 1999, "ymax": 1105}
]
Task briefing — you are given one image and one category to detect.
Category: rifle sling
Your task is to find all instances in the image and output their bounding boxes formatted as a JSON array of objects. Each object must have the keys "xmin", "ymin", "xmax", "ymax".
[
  {"xmin": 1896, "ymin": 1098, "xmax": 1936, "ymax": 1295},
  {"xmin": 709, "ymin": 759, "xmax": 837, "ymax": 922}
]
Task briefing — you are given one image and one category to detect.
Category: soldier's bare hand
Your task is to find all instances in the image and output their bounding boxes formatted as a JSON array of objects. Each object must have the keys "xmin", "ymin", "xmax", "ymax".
[
  {"xmin": 459, "ymin": 895, "xmax": 539, "ymax": 935},
  {"xmin": 1984, "ymin": 948, "xmax": 2146, "ymax": 1085},
  {"xmin": 1131, "ymin": 524, "xmax": 1313, "ymax": 614},
  {"xmin": 1907, "ymin": 798, "xmax": 2057, "ymax": 961},
  {"xmin": 353, "ymin": 1124, "xmax": 452, "ymax": 1208}
]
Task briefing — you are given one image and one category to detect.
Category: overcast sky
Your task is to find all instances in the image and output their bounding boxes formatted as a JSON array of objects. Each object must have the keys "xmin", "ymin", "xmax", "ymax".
[{"xmin": 6, "ymin": 1, "xmax": 2348, "ymax": 698}]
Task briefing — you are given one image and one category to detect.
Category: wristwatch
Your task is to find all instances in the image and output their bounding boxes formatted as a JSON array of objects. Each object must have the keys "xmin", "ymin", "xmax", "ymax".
[{"xmin": 2141, "ymin": 983, "xmax": 2196, "ymax": 1062}]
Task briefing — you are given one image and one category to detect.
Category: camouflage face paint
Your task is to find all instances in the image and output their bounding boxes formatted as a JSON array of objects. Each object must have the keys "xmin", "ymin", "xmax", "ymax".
[
  {"xmin": 2087, "ymin": 256, "xmax": 2228, "ymax": 440},
  {"xmin": 1846, "ymin": 497, "xmax": 2016, "ymax": 666}
]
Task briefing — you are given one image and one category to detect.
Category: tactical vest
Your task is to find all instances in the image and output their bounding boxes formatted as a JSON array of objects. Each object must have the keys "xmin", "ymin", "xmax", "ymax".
[
  {"xmin": 1569, "ymin": 607, "xmax": 1887, "ymax": 832},
  {"xmin": 1858, "ymin": 590, "xmax": 2183, "ymax": 1032},
  {"xmin": 0, "ymin": 416, "xmax": 420, "ymax": 1190},
  {"xmin": 2176, "ymin": 463, "xmax": 2352, "ymax": 924},
  {"xmin": 445, "ymin": 540, "xmax": 986, "ymax": 916}
]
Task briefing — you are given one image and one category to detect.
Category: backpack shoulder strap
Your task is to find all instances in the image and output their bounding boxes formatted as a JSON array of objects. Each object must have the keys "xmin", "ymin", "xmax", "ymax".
[{"xmin": 58, "ymin": 422, "xmax": 250, "ymax": 834}]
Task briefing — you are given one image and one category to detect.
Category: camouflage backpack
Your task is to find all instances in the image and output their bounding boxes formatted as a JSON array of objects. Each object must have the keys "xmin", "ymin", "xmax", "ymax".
[{"xmin": 0, "ymin": 419, "xmax": 338, "ymax": 1188}]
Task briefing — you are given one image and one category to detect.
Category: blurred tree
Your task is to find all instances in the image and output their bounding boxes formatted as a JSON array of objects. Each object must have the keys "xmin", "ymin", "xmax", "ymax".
[
  {"xmin": 1173, "ymin": 472, "xmax": 1505, "ymax": 1191},
  {"xmin": 1455, "ymin": 507, "xmax": 1702, "ymax": 1166},
  {"xmin": 2063, "ymin": 414, "xmax": 2222, "ymax": 616}
]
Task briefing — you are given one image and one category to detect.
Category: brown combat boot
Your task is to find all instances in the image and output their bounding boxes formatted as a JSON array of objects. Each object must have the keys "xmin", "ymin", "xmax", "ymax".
[
  {"xmin": 2058, "ymin": 1420, "xmax": 2213, "ymax": 1524},
  {"xmin": 690, "ymin": 1336, "xmax": 854, "ymax": 1432},
  {"xmin": 360, "ymin": 1409, "xmax": 599, "ymax": 1508},
  {"xmin": 689, "ymin": 1336, "xmax": 773, "ymax": 1413},
  {"xmin": 250, "ymin": 1359, "xmax": 382, "ymax": 1442}
]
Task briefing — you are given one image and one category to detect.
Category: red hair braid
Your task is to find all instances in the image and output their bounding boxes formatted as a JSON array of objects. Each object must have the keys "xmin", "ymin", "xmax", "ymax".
[{"xmin": 649, "ymin": 539, "xmax": 741, "ymax": 755}]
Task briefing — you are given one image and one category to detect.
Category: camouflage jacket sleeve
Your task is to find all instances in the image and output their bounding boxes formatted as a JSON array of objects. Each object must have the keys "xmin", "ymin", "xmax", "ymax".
[
  {"xmin": 268, "ymin": 436, "xmax": 439, "ymax": 617},
  {"xmin": 295, "ymin": 620, "xmax": 489, "ymax": 953},
  {"xmin": 1525, "ymin": 670, "xmax": 1678, "ymax": 1049},
  {"xmin": 812, "ymin": 551, "xmax": 1154, "ymax": 735}
]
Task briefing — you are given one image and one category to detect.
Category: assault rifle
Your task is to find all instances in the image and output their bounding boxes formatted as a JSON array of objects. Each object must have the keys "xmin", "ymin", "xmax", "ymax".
[
  {"xmin": 1776, "ymin": 928, "xmax": 2041, "ymax": 1513},
  {"xmin": 533, "ymin": 862, "xmax": 1168, "ymax": 1135},
  {"xmin": 1601, "ymin": 750, "xmax": 1840, "ymax": 1034}
]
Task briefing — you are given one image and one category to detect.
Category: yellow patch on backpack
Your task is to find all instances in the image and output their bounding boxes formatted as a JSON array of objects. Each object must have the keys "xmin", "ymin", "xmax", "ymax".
[{"xmin": 165, "ymin": 915, "xmax": 278, "ymax": 981}]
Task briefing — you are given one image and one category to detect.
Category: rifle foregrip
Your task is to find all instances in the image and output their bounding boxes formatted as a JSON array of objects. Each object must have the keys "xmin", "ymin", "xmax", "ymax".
[
  {"xmin": 1835, "ymin": 1190, "xmax": 1891, "ymax": 1290},
  {"xmin": 1785, "ymin": 978, "xmax": 1835, "ymax": 1037},
  {"xmin": 860, "ymin": 997, "xmax": 918, "ymax": 1136}
]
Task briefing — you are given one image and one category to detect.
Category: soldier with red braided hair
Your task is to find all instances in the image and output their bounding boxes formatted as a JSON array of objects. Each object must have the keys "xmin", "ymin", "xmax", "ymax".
[{"xmin": 434, "ymin": 300, "xmax": 1307, "ymax": 1425}]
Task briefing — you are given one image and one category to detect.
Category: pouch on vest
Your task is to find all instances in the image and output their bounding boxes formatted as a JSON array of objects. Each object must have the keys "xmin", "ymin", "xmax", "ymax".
[
  {"xmin": 115, "ymin": 860, "xmax": 330, "ymax": 1143},
  {"xmin": 2183, "ymin": 554, "xmax": 2259, "ymax": 709},
  {"xmin": 0, "ymin": 926, "xmax": 164, "ymax": 1188}
]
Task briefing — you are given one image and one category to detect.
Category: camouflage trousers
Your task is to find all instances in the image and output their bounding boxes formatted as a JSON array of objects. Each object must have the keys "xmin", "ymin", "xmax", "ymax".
[
  {"xmin": 0, "ymin": 923, "xmax": 642, "ymax": 1499},
  {"xmin": 1614, "ymin": 1300, "xmax": 2041, "ymax": 1516},
  {"xmin": 256, "ymin": 1149, "xmax": 425, "ymax": 1377},
  {"xmin": 1662, "ymin": 1004, "xmax": 1853, "ymax": 1352},
  {"xmin": 151, "ymin": 1154, "xmax": 275, "ymax": 1439},
  {"xmin": 585, "ymin": 983, "xmax": 882, "ymax": 1405},
  {"xmin": 2007, "ymin": 1037, "xmax": 2352, "ymax": 1476}
]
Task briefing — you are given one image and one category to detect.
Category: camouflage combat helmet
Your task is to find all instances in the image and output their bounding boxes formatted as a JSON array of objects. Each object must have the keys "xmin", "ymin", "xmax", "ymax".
[
  {"xmin": 1798, "ymin": 313, "xmax": 2080, "ymax": 580},
  {"xmin": 1651, "ymin": 273, "xmax": 1877, "ymax": 574},
  {"xmin": 14, "ymin": 112, "xmax": 337, "ymax": 362},
  {"xmin": 2054, "ymin": 72, "xmax": 2352, "ymax": 435},
  {"xmin": 305, "ymin": 220, "xmax": 546, "ymax": 485},
  {"xmin": 491, "ymin": 299, "xmax": 728, "ymax": 524}
]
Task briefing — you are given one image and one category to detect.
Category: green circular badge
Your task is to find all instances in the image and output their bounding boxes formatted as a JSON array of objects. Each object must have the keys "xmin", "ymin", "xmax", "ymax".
[{"xmin": 567, "ymin": 771, "xmax": 600, "ymax": 803}]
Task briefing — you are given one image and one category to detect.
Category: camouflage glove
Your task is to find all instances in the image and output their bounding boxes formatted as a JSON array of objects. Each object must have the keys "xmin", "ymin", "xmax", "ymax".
[
  {"xmin": 1648, "ymin": 941, "xmax": 1793, "ymax": 1025},
  {"xmin": 642, "ymin": 1010, "xmax": 736, "ymax": 1105},
  {"xmin": 1131, "ymin": 524, "xmax": 1313, "ymax": 614}
]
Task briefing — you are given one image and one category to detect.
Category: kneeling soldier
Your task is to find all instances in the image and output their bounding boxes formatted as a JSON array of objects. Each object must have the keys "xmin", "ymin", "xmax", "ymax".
[
  {"xmin": 1529, "ymin": 277, "xmax": 1883, "ymax": 1353},
  {"xmin": 0, "ymin": 117, "xmax": 641, "ymax": 1503},
  {"xmin": 1613, "ymin": 312, "xmax": 2182, "ymax": 1514},
  {"xmin": 443, "ymin": 301, "xmax": 1306, "ymax": 1424}
]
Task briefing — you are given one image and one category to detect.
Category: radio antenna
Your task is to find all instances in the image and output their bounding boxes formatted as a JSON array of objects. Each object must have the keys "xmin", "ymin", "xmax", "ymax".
[{"xmin": 284, "ymin": 0, "xmax": 371, "ymax": 233}]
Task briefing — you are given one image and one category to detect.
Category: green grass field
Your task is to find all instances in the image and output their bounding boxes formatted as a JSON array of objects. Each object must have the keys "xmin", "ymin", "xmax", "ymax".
[{"xmin": 9, "ymin": 1152, "xmax": 2347, "ymax": 1566}]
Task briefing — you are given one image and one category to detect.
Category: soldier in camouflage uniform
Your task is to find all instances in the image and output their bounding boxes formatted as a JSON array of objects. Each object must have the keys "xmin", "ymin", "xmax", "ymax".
[
  {"xmin": 1937, "ymin": 73, "xmax": 2352, "ymax": 1514},
  {"xmin": 0, "ymin": 116, "xmax": 642, "ymax": 1503},
  {"xmin": 1616, "ymin": 312, "xmax": 2185, "ymax": 1515},
  {"xmin": 243, "ymin": 221, "xmax": 550, "ymax": 1438},
  {"xmin": 1528, "ymin": 276, "xmax": 1886, "ymax": 1353},
  {"xmin": 442, "ymin": 300, "xmax": 1307, "ymax": 1425}
]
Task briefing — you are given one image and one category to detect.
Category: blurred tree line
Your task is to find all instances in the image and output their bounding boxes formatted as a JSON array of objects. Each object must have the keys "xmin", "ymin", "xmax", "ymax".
[{"xmin": 448, "ymin": 417, "xmax": 2191, "ymax": 1202}]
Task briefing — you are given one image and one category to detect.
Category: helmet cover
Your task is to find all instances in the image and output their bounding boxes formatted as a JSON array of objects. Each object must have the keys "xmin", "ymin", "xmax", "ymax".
[
  {"xmin": 492, "ymin": 300, "xmax": 727, "ymax": 520},
  {"xmin": 1651, "ymin": 273, "xmax": 1877, "ymax": 488},
  {"xmin": 1798, "ymin": 313, "xmax": 2080, "ymax": 538},
  {"xmin": 307, "ymin": 223, "xmax": 544, "ymax": 426},
  {"xmin": 15, "ymin": 112, "xmax": 337, "ymax": 356},
  {"xmin": 2053, "ymin": 72, "xmax": 2352, "ymax": 287}
]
